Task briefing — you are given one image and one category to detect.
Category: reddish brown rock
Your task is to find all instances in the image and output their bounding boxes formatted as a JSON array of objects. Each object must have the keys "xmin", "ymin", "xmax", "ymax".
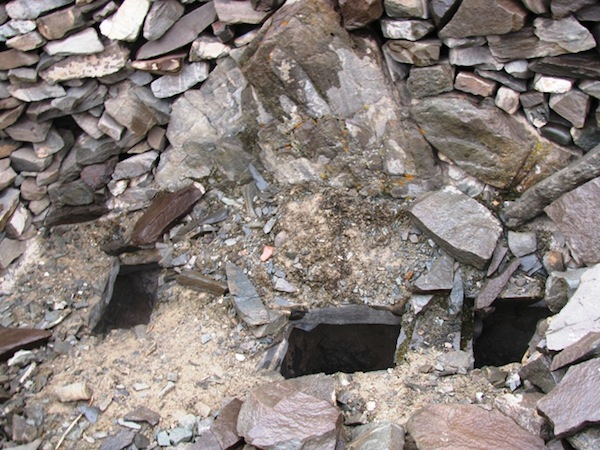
[
  {"xmin": 131, "ymin": 183, "xmax": 205, "ymax": 245},
  {"xmin": 407, "ymin": 404, "xmax": 545, "ymax": 449},
  {"xmin": 339, "ymin": 0, "xmax": 383, "ymax": 30},
  {"xmin": 551, "ymin": 331, "xmax": 600, "ymax": 371},
  {"xmin": 0, "ymin": 49, "xmax": 39, "ymax": 70},
  {"xmin": 195, "ymin": 398, "xmax": 243, "ymax": 449},
  {"xmin": 36, "ymin": 6, "xmax": 85, "ymax": 40},
  {"xmin": 0, "ymin": 326, "xmax": 51, "ymax": 359},
  {"xmin": 538, "ymin": 358, "xmax": 600, "ymax": 438}
]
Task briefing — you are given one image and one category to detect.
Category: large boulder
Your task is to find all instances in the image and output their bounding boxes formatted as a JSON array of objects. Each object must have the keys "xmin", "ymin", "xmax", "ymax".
[{"xmin": 165, "ymin": 0, "xmax": 438, "ymax": 193}]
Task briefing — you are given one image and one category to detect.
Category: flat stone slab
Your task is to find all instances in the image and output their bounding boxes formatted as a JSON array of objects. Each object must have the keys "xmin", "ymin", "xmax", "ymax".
[
  {"xmin": 551, "ymin": 331, "xmax": 600, "ymax": 371},
  {"xmin": 409, "ymin": 187, "xmax": 502, "ymax": 269},
  {"xmin": 544, "ymin": 177, "xmax": 600, "ymax": 266},
  {"xmin": 546, "ymin": 264, "xmax": 600, "ymax": 352},
  {"xmin": 0, "ymin": 325, "xmax": 51, "ymax": 358},
  {"xmin": 407, "ymin": 403, "xmax": 545, "ymax": 449},
  {"xmin": 225, "ymin": 262, "xmax": 270, "ymax": 326},
  {"xmin": 414, "ymin": 252, "xmax": 454, "ymax": 292},
  {"xmin": 538, "ymin": 358, "xmax": 600, "ymax": 437}
]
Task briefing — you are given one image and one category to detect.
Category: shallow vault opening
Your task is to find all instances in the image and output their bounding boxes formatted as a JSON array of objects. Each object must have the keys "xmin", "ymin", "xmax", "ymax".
[
  {"xmin": 277, "ymin": 305, "xmax": 402, "ymax": 379},
  {"xmin": 93, "ymin": 264, "xmax": 160, "ymax": 333}
]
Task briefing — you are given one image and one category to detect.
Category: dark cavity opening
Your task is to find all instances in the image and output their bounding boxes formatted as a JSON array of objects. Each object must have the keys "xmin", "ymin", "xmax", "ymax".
[
  {"xmin": 474, "ymin": 301, "xmax": 551, "ymax": 368},
  {"xmin": 280, "ymin": 323, "xmax": 401, "ymax": 379},
  {"xmin": 94, "ymin": 264, "xmax": 160, "ymax": 333}
]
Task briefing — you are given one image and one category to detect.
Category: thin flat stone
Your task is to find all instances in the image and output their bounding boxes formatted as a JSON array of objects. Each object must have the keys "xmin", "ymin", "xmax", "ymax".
[
  {"xmin": 99, "ymin": 430, "xmax": 136, "ymax": 450},
  {"xmin": 5, "ymin": 117, "xmax": 51, "ymax": 143},
  {"xmin": 8, "ymin": 81, "xmax": 66, "ymax": 102},
  {"xmin": 545, "ymin": 178, "xmax": 600, "ymax": 266},
  {"xmin": 214, "ymin": 0, "xmax": 270, "ymax": 25},
  {"xmin": 0, "ymin": 159, "xmax": 17, "ymax": 190},
  {"xmin": 104, "ymin": 86, "xmax": 159, "ymax": 136},
  {"xmin": 348, "ymin": 422, "xmax": 405, "ymax": 450},
  {"xmin": 131, "ymin": 183, "xmax": 205, "ymax": 245},
  {"xmin": 176, "ymin": 271, "xmax": 229, "ymax": 295},
  {"xmin": 383, "ymin": 39, "xmax": 441, "ymax": 66},
  {"xmin": 449, "ymin": 46, "xmax": 503, "ymax": 70},
  {"xmin": 546, "ymin": 264, "xmax": 600, "ymax": 351},
  {"xmin": 136, "ymin": 1, "xmax": 216, "ymax": 60},
  {"xmin": 36, "ymin": 6, "xmax": 85, "ymax": 40},
  {"xmin": 6, "ymin": 31, "xmax": 46, "ymax": 52},
  {"xmin": 0, "ymin": 49, "xmax": 38, "ymax": 70},
  {"xmin": 44, "ymin": 28, "xmax": 104, "ymax": 56},
  {"xmin": 112, "ymin": 151, "xmax": 159, "ymax": 180},
  {"xmin": 409, "ymin": 187, "xmax": 502, "ymax": 270},
  {"xmin": 454, "ymin": 72, "xmax": 497, "ymax": 97},
  {"xmin": 124, "ymin": 406, "xmax": 160, "ymax": 426},
  {"xmin": 150, "ymin": 62, "xmax": 210, "ymax": 99},
  {"xmin": 533, "ymin": 16, "xmax": 596, "ymax": 54},
  {"xmin": 414, "ymin": 252, "xmax": 454, "ymax": 293},
  {"xmin": 551, "ymin": 331, "xmax": 600, "ymax": 371},
  {"xmin": 380, "ymin": 18, "xmax": 434, "ymax": 41},
  {"xmin": 225, "ymin": 262, "xmax": 270, "ymax": 326},
  {"xmin": 475, "ymin": 258, "xmax": 521, "ymax": 309},
  {"xmin": 209, "ymin": 398, "xmax": 243, "ymax": 449},
  {"xmin": 537, "ymin": 359, "xmax": 600, "ymax": 437},
  {"xmin": 189, "ymin": 36, "xmax": 231, "ymax": 61},
  {"xmin": 0, "ymin": 104, "xmax": 25, "ymax": 129},
  {"xmin": 476, "ymin": 69, "xmax": 527, "ymax": 92},
  {"xmin": 549, "ymin": 89, "xmax": 590, "ymax": 129},
  {"xmin": 98, "ymin": 112, "xmax": 123, "ymax": 140},
  {"xmin": 40, "ymin": 43, "xmax": 130, "ymax": 83},
  {"xmin": 407, "ymin": 404, "xmax": 545, "ymax": 450},
  {"xmin": 100, "ymin": 0, "xmax": 151, "ymax": 42},
  {"xmin": 567, "ymin": 426, "xmax": 600, "ymax": 450},
  {"xmin": 0, "ymin": 188, "xmax": 20, "ymax": 232},
  {"xmin": 6, "ymin": 0, "xmax": 72, "ymax": 20},
  {"xmin": 131, "ymin": 53, "xmax": 186, "ymax": 74},
  {"xmin": 0, "ymin": 326, "xmax": 51, "ymax": 357},
  {"xmin": 143, "ymin": 0, "xmax": 184, "ymax": 41}
]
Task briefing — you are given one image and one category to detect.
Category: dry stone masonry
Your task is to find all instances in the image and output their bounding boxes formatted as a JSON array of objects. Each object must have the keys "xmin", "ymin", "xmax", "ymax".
[{"xmin": 0, "ymin": 0, "xmax": 600, "ymax": 448}]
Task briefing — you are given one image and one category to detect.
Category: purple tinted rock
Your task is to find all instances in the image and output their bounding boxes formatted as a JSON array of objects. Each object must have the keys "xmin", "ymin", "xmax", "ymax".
[{"xmin": 551, "ymin": 331, "xmax": 600, "ymax": 371}]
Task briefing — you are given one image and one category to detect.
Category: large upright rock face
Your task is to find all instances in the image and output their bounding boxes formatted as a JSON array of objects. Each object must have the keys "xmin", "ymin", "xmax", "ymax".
[
  {"xmin": 165, "ymin": 0, "xmax": 437, "ymax": 191},
  {"xmin": 411, "ymin": 94, "xmax": 574, "ymax": 190}
]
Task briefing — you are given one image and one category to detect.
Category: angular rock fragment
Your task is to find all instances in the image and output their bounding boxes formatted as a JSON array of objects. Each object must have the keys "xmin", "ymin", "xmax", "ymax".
[
  {"xmin": 150, "ymin": 63, "xmax": 210, "ymax": 99},
  {"xmin": 225, "ymin": 262, "xmax": 270, "ymax": 326},
  {"xmin": 534, "ymin": 74, "xmax": 574, "ymax": 94},
  {"xmin": 6, "ymin": 30, "xmax": 45, "ymax": 52},
  {"xmin": 0, "ymin": 326, "xmax": 51, "ymax": 358},
  {"xmin": 508, "ymin": 231, "xmax": 537, "ymax": 257},
  {"xmin": 175, "ymin": 271, "xmax": 228, "ymax": 296},
  {"xmin": 519, "ymin": 351, "xmax": 562, "ymax": 393},
  {"xmin": 545, "ymin": 178, "xmax": 600, "ymax": 266},
  {"xmin": 124, "ymin": 406, "xmax": 160, "ymax": 426},
  {"xmin": 237, "ymin": 375, "xmax": 341, "ymax": 449},
  {"xmin": 143, "ymin": 0, "xmax": 184, "ymax": 41},
  {"xmin": 549, "ymin": 89, "xmax": 590, "ymax": 129},
  {"xmin": 384, "ymin": 0, "xmax": 428, "ymax": 18},
  {"xmin": 0, "ymin": 49, "xmax": 39, "ymax": 70},
  {"xmin": 428, "ymin": 0, "xmax": 459, "ymax": 26},
  {"xmin": 104, "ymin": 86, "xmax": 160, "ymax": 136},
  {"xmin": 567, "ymin": 426, "xmax": 600, "ymax": 450},
  {"xmin": 100, "ymin": 0, "xmax": 150, "ymax": 42},
  {"xmin": 495, "ymin": 86, "xmax": 520, "ymax": 114},
  {"xmin": 195, "ymin": 398, "xmax": 242, "ymax": 449},
  {"xmin": 413, "ymin": 252, "xmax": 454, "ymax": 293},
  {"xmin": 43, "ymin": 28, "xmax": 104, "ymax": 56},
  {"xmin": 348, "ymin": 421, "xmax": 405, "ymax": 450},
  {"xmin": 551, "ymin": 331, "xmax": 600, "ymax": 371},
  {"xmin": 6, "ymin": 0, "xmax": 72, "ymax": 20},
  {"xmin": 339, "ymin": 0, "xmax": 383, "ymax": 30},
  {"xmin": 0, "ymin": 104, "xmax": 25, "ymax": 130},
  {"xmin": 475, "ymin": 258, "xmax": 521, "ymax": 309},
  {"xmin": 10, "ymin": 145, "xmax": 55, "ymax": 173},
  {"xmin": 380, "ymin": 18, "xmax": 434, "ymax": 41},
  {"xmin": 407, "ymin": 63, "xmax": 454, "ymax": 98},
  {"xmin": 449, "ymin": 46, "xmax": 503, "ymax": 70},
  {"xmin": 6, "ymin": 118, "xmax": 51, "ymax": 143},
  {"xmin": 537, "ymin": 358, "xmax": 600, "ymax": 437},
  {"xmin": 131, "ymin": 183, "xmax": 205, "ymax": 245},
  {"xmin": 0, "ymin": 238, "xmax": 25, "ymax": 270},
  {"xmin": 7, "ymin": 81, "xmax": 66, "ymax": 102},
  {"xmin": 112, "ymin": 151, "xmax": 158, "ymax": 180},
  {"xmin": 407, "ymin": 404, "xmax": 545, "ymax": 449},
  {"xmin": 36, "ymin": 6, "xmax": 85, "ymax": 40},
  {"xmin": 214, "ymin": 0, "xmax": 270, "ymax": 24},
  {"xmin": 439, "ymin": 0, "xmax": 527, "ymax": 39},
  {"xmin": 546, "ymin": 264, "xmax": 600, "ymax": 351},
  {"xmin": 409, "ymin": 187, "xmax": 502, "ymax": 269},
  {"xmin": 0, "ymin": 160, "xmax": 17, "ymax": 190},
  {"xmin": 493, "ymin": 393, "xmax": 551, "ymax": 440},
  {"xmin": 454, "ymin": 72, "xmax": 497, "ymax": 97},
  {"xmin": 383, "ymin": 39, "xmax": 441, "ymax": 66},
  {"xmin": 40, "ymin": 43, "xmax": 130, "ymax": 82},
  {"xmin": 136, "ymin": 2, "xmax": 216, "ymax": 60}
]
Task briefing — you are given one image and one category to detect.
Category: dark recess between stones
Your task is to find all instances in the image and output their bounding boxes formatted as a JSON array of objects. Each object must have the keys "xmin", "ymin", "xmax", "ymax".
[
  {"xmin": 280, "ymin": 323, "xmax": 402, "ymax": 378},
  {"xmin": 93, "ymin": 263, "xmax": 160, "ymax": 334},
  {"xmin": 474, "ymin": 301, "xmax": 551, "ymax": 368}
]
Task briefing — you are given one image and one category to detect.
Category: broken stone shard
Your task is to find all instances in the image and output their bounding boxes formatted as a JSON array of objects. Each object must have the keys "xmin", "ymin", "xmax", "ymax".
[
  {"xmin": 544, "ymin": 177, "xmax": 600, "ymax": 266},
  {"xmin": 409, "ymin": 187, "xmax": 502, "ymax": 269},
  {"xmin": 175, "ymin": 271, "xmax": 229, "ymax": 296},
  {"xmin": 143, "ymin": 0, "xmax": 184, "ymax": 41},
  {"xmin": 131, "ymin": 183, "xmax": 205, "ymax": 245},
  {"xmin": 100, "ymin": 0, "xmax": 151, "ymax": 42},
  {"xmin": 413, "ymin": 252, "xmax": 454, "ymax": 293},
  {"xmin": 475, "ymin": 258, "xmax": 521, "ymax": 310},
  {"xmin": 407, "ymin": 403, "xmax": 545, "ymax": 449},
  {"xmin": 150, "ymin": 62, "xmax": 210, "ymax": 99},
  {"xmin": 237, "ymin": 374, "xmax": 341, "ymax": 449},
  {"xmin": 537, "ymin": 358, "xmax": 600, "ymax": 438},
  {"xmin": 0, "ymin": 326, "xmax": 51, "ymax": 358},
  {"xmin": 43, "ymin": 28, "xmax": 105, "ymax": 56},
  {"xmin": 225, "ymin": 262, "xmax": 270, "ymax": 326},
  {"xmin": 348, "ymin": 421, "xmax": 405, "ymax": 450},
  {"xmin": 551, "ymin": 331, "xmax": 600, "ymax": 371}
]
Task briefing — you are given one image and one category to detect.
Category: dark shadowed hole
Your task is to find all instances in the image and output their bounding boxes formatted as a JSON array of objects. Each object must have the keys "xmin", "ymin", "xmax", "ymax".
[
  {"xmin": 280, "ymin": 323, "xmax": 401, "ymax": 379},
  {"xmin": 94, "ymin": 264, "xmax": 160, "ymax": 333},
  {"xmin": 474, "ymin": 301, "xmax": 551, "ymax": 368}
]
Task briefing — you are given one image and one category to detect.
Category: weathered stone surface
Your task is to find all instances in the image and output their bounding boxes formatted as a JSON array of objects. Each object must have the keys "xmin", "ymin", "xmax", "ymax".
[
  {"xmin": 225, "ymin": 262, "xmax": 270, "ymax": 326},
  {"xmin": 495, "ymin": 86, "xmax": 520, "ymax": 114},
  {"xmin": 493, "ymin": 393, "xmax": 550, "ymax": 440},
  {"xmin": 20, "ymin": 177, "xmax": 47, "ymax": 201},
  {"xmin": 131, "ymin": 54, "xmax": 185, "ymax": 74},
  {"xmin": 8, "ymin": 81, "xmax": 66, "ymax": 102},
  {"xmin": 580, "ymin": 80, "xmax": 600, "ymax": 100},
  {"xmin": 380, "ymin": 18, "xmax": 434, "ymax": 41},
  {"xmin": 567, "ymin": 426, "xmax": 600, "ymax": 450},
  {"xmin": 44, "ymin": 28, "xmax": 104, "ymax": 56},
  {"xmin": 414, "ymin": 252, "xmax": 454, "ymax": 292},
  {"xmin": 36, "ymin": 6, "xmax": 84, "ymax": 40},
  {"xmin": 384, "ymin": 0, "xmax": 428, "ymax": 18},
  {"xmin": 49, "ymin": 179, "xmax": 93, "ymax": 206},
  {"xmin": 175, "ymin": 271, "xmax": 228, "ymax": 296},
  {"xmin": 519, "ymin": 351, "xmax": 562, "ymax": 393},
  {"xmin": 80, "ymin": 157, "xmax": 117, "ymax": 190},
  {"xmin": 545, "ymin": 268, "xmax": 587, "ymax": 313},
  {"xmin": 40, "ymin": 43, "xmax": 130, "ymax": 82},
  {"xmin": 100, "ymin": 0, "xmax": 150, "ymax": 42},
  {"xmin": 476, "ymin": 69, "xmax": 527, "ymax": 92},
  {"xmin": 0, "ymin": 159, "xmax": 16, "ymax": 190},
  {"xmin": 143, "ymin": 0, "xmax": 184, "ymax": 41},
  {"xmin": 104, "ymin": 86, "xmax": 160, "ymax": 136},
  {"xmin": 151, "ymin": 63, "xmax": 210, "ymax": 99},
  {"xmin": 449, "ymin": 46, "xmax": 503, "ymax": 70},
  {"xmin": 538, "ymin": 358, "xmax": 600, "ymax": 437},
  {"xmin": 409, "ymin": 187, "xmax": 502, "ymax": 269},
  {"xmin": 534, "ymin": 16, "xmax": 596, "ymax": 53},
  {"xmin": 505, "ymin": 145, "xmax": 600, "ymax": 226},
  {"xmin": 124, "ymin": 406, "xmax": 160, "ymax": 426},
  {"xmin": 549, "ymin": 89, "xmax": 590, "ymax": 129},
  {"xmin": 6, "ymin": 31, "xmax": 46, "ymax": 52},
  {"xmin": 454, "ymin": 72, "xmax": 497, "ymax": 97},
  {"xmin": 6, "ymin": 118, "xmax": 51, "ymax": 143},
  {"xmin": 237, "ymin": 375, "xmax": 341, "ymax": 449},
  {"xmin": 214, "ymin": 0, "xmax": 270, "ymax": 24},
  {"xmin": 112, "ymin": 151, "xmax": 159, "ymax": 181},
  {"xmin": 546, "ymin": 264, "xmax": 600, "ymax": 351},
  {"xmin": 505, "ymin": 59, "xmax": 533, "ymax": 79},
  {"xmin": 407, "ymin": 63, "xmax": 454, "ymax": 98},
  {"xmin": 204, "ymin": 398, "xmax": 243, "ymax": 449},
  {"xmin": 439, "ymin": 0, "xmax": 527, "ymax": 39},
  {"xmin": 521, "ymin": 0, "xmax": 548, "ymax": 14},
  {"xmin": 99, "ymin": 430, "xmax": 136, "ymax": 450},
  {"xmin": 73, "ymin": 134, "xmax": 120, "ymax": 166},
  {"xmin": 411, "ymin": 93, "xmax": 571, "ymax": 190},
  {"xmin": 6, "ymin": 0, "xmax": 72, "ymax": 20},
  {"xmin": 189, "ymin": 36, "xmax": 230, "ymax": 61},
  {"xmin": 551, "ymin": 0, "xmax": 596, "ymax": 19},
  {"xmin": 407, "ymin": 404, "xmax": 545, "ymax": 449},
  {"xmin": 348, "ymin": 421, "xmax": 405, "ymax": 450},
  {"xmin": 0, "ymin": 49, "xmax": 38, "ymax": 70},
  {"xmin": 508, "ymin": 231, "xmax": 537, "ymax": 257},
  {"xmin": 0, "ymin": 325, "xmax": 51, "ymax": 357},
  {"xmin": 98, "ymin": 112, "xmax": 123, "ymax": 141},
  {"xmin": 136, "ymin": 2, "xmax": 216, "ymax": 60},
  {"xmin": 131, "ymin": 183, "xmax": 205, "ymax": 245},
  {"xmin": 475, "ymin": 258, "xmax": 521, "ymax": 309},
  {"xmin": 429, "ymin": 0, "xmax": 459, "ymax": 26},
  {"xmin": 339, "ymin": 0, "xmax": 383, "ymax": 30},
  {"xmin": 0, "ymin": 188, "xmax": 20, "ymax": 232},
  {"xmin": 534, "ymin": 75, "xmax": 574, "ymax": 94},
  {"xmin": 383, "ymin": 39, "xmax": 441, "ymax": 66},
  {"xmin": 545, "ymin": 178, "xmax": 600, "ymax": 266},
  {"xmin": 436, "ymin": 350, "xmax": 474, "ymax": 374},
  {"xmin": 551, "ymin": 331, "xmax": 600, "ymax": 371},
  {"xmin": 0, "ymin": 104, "xmax": 25, "ymax": 129},
  {"xmin": 8, "ymin": 67, "xmax": 37, "ymax": 83}
]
